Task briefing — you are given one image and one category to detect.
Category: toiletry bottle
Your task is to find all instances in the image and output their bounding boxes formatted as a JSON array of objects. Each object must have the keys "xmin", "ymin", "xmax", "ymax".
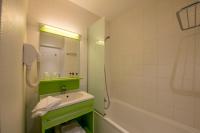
[
  {"xmin": 69, "ymin": 72, "xmax": 72, "ymax": 77},
  {"xmin": 71, "ymin": 72, "xmax": 74, "ymax": 77},
  {"xmin": 75, "ymin": 72, "xmax": 79, "ymax": 78}
]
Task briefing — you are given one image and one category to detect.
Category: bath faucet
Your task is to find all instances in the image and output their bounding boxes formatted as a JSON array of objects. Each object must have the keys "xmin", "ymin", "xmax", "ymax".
[{"xmin": 60, "ymin": 85, "xmax": 67, "ymax": 94}]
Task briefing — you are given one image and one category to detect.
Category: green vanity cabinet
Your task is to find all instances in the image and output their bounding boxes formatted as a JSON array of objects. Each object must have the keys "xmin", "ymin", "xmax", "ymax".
[
  {"xmin": 41, "ymin": 99, "xmax": 94, "ymax": 133},
  {"xmin": 39, "ymin": 78, "xmax": 94, "ymax": 133}
]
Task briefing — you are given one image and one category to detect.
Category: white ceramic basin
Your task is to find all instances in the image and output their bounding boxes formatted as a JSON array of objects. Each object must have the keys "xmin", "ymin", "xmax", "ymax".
[{"xmin": 54, "ymin": 91, "xmax": 94, "ymax": 109}]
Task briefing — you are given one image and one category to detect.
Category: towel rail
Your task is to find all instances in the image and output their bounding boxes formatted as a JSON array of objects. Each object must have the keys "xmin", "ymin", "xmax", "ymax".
[{"xmin": 176, "ymin": 1, "xmax": 200, "ymax": 31}]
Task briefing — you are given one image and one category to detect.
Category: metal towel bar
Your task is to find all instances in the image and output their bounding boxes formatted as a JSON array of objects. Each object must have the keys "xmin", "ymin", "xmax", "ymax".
[{"xmin": 177, "ymin": 1, "xmax": 200, "ymax": 31}]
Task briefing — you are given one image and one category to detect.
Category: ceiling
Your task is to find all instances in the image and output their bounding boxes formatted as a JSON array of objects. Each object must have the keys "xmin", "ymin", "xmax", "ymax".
[{"xmin": 68, "ymin": 0, "xmax": 136, "ymax": 20}]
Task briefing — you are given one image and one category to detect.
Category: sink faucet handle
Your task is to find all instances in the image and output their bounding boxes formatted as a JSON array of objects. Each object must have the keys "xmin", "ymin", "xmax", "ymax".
[{"xmin": 60, "ymin": 85, "xmax": 67, "ymax": 92}]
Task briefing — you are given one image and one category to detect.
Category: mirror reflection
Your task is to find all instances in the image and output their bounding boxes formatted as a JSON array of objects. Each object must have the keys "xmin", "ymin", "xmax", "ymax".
[{"xmin": 39, "ymin": 32, "xmax": 80, "ymax": 79}]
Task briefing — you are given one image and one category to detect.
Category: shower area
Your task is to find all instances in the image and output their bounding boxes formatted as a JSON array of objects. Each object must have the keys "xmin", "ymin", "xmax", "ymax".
[
  {"xmin": 88, "ymin": 18, "xmax": 122, "ymax": 133},
  {"xmin": 88, "ymin": 1, "xmax": 200, "ymax": 133}
]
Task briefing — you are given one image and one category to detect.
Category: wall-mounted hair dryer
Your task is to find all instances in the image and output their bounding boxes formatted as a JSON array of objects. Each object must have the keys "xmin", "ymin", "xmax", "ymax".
[{"xmin": 23, "ymin": 44, "xmax": 40, "ymax": 88}]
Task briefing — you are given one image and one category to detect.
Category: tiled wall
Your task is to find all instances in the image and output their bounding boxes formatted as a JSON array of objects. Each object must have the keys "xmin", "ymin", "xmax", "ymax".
[{"xmin": 109, "ymin": 0, "xmax": 200, "ymax": 130}]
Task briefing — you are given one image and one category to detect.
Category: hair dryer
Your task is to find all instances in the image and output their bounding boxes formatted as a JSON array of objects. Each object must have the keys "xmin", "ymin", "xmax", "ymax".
[{"xmin": 23, "ymin": 44, "xmax": 40, "ymax": 88}]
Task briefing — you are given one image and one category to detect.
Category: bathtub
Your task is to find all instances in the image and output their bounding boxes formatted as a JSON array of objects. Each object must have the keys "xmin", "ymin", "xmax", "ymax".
[{"xmin": 94, "ymin": 99, "xmax": 200, "ymax": 133}]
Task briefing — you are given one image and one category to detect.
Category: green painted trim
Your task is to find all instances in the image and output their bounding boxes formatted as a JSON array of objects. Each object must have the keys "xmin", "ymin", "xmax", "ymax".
[
  {"xmin": 40, "ymin": 77, "xmax": 82, "ymax": 82},
  {"xmin": 39, "ymin": 78, "xmax": 80, "ymax": 95},
  {"xmin": 77, "ymin": 111, "xmax": 94, "ymax": 133}
]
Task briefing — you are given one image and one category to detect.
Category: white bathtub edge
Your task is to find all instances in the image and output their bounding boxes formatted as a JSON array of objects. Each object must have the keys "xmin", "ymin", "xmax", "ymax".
[
  {"xmin": 104, "ymin": 117, "xmax": 130, "ymax": 133},
  {"xmin": 94, "ymin": 111, "xmax": 130, "ymax": 133},
  {"xmin": 112, "ymin": 98, "xmax": 200, "ymax": 133}
]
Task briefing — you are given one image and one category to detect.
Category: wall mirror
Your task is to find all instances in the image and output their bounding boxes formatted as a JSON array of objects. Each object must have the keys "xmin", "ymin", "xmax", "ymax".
[{"xmin": 39, "ymin": 32, "xmax": 80, "ymax": 79}]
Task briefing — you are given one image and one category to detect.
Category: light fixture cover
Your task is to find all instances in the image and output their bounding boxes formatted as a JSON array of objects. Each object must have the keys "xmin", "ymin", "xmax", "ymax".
[{"xmin": 40, "ymin": 25, "xmax": 80, "ymax": 40}]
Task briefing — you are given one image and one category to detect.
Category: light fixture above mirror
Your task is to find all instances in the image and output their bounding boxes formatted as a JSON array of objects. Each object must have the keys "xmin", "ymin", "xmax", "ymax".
[{"xmin": 40, "ymin": 24, "xmax": 80, "ymax": 40}]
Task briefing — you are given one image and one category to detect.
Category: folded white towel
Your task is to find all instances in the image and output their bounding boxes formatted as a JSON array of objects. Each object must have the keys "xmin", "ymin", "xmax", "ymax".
[
  {"xmin": 61, "ymin": 121, "xmax": 86, "ymax": 133},
  {"xmin": 32, "ymin": 96, "xmax": 61, "ymax": 118},
  {"xmin": 62, "ymin": 126, "xmax": 85, "ymax": 133},
  {"xmin": 32, "ymin": 110, "xmax": 47, "ymax": 118}
]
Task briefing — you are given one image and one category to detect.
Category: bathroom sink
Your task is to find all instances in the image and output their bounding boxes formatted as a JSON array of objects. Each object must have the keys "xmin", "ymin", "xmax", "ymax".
[{"xmin": 53, "ymin": 91, "xmax": 94, "ymax": 109}]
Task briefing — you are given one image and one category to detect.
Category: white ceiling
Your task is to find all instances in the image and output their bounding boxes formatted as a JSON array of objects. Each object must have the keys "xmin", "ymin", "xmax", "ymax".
[{"xmin": 68, "ymin": 0, "xmax": 136, "ymax": 20}]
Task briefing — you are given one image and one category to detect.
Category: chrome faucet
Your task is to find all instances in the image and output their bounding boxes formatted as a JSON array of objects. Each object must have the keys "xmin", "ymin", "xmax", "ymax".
[{"xmin": 60, "ymin": 85, "xmax": 67, "ymax": 94}]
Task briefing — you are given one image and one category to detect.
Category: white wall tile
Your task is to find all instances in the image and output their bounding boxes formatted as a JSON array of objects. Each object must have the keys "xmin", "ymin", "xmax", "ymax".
[
  {"xmin": 158, "ymin": 78, "xmax": 173, "ymax": 93},
  {"xmin": 157, "ymin": 104, "xmax": 173, "ymax": 118},
  {"xmin": 174, "ymin": 94, "xmax": 195, "ymax": 111},
  {"xmin": 173, "ymin": 108, "xmax": 195, "ymax": 127},
  {"xmin": 194, "ymin": 98, "xmax": 200, "ymax": 130},
  {"xmin": 158, "ymin": 65, "xmax": 173, "ymax": 78},
  {"xmin": 143, "ymin": 40, "xmax": 158, "ymax": 65},
  {"xmin": 143, "ymin": 65, "xmax": 157, "ymax": 78}
]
